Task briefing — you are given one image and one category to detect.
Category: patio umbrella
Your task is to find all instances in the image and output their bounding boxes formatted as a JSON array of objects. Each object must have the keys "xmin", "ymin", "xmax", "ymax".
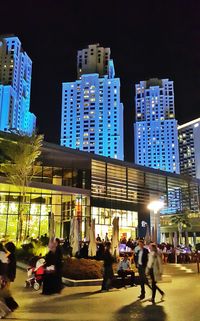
[
  {"xmin": 144, "ymin": 223, "xmax": 151, "ymax": 244},
  {"xmin": 85, "ymin": 217, "xmax": 90, "ymax": 241},
  {"xmin": 111, "ymin": 217, "xmax": 119, "ymax": 258},
  {"xmin": 69, "ymin": 217, "xmax": 79, "ymax": 256},
  {"xmin": 88, "ymin": 219, "xmax": 96, "ymax": 257},
  {"xmin": 173, "ymin": 231, "xmax": 178, "ymax": 247},
  {"xmin": 48, "ymin": 212, "xmax": 55, "ymax": 238}
]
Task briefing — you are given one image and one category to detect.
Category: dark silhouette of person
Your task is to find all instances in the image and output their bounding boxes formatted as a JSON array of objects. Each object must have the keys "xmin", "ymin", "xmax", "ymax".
[
  {"xmin": 5, "ymin": 242, "xmax": 16, "ymax": 283},
  {"xmin": 101, "ymin": 242, "xmax": 114, "ymax": 292},
  {"xmin": 54, "ymin": 238, "xmax": 63, "ymax": 293},
  {"xmin": 42, "ymin": 238, "xmax": 63, "ymax": 295},
  {"xmin": 135, "ymin": 240, "xmax": 151, "ymax": 300},
  {"xmin": 80, "ymin": 243, "xmax": 88, "ymax": 258}
]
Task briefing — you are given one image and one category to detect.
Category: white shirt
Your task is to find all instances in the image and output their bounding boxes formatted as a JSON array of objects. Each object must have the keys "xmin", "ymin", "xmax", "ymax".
[
  {"xmin": 118, "ymin": 259, "xmax": 131, "ymax": 271},
  {"xmin": 138, "ymin": 249, "xmax": 143, "ymax": 265}
]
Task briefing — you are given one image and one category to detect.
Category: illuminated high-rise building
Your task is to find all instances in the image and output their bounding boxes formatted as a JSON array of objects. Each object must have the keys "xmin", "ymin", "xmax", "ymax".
[
  {"xmin": 0, "ymin": 35, "xmax": 36, "ymax": 135},
  {"xmin": 178, "ymin": 118, "xmax": 200, "ymax": 179},
  {"xmin": 61, "ymin": 44, "xmax": 124, "ymax": 160},
  {"xmin": 134, "ymin": 78, "xmax": 180, "ymax": 174},
  {"xmin": 77, "ymin": 44, "xmax": 113, "ymax": 79}
]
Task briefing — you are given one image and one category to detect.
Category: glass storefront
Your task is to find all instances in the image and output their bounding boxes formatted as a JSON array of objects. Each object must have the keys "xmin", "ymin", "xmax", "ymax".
[
  {"xmin": 0, "ymin": 190, "xmax": 89, "ymax": 241},
  {"xmin": 0, "ymin": 189, "xmax": 138, "ymax": 242},
  {"xmin": 91, "ymin": 207, "xmax": 138, "ymax": 241}
]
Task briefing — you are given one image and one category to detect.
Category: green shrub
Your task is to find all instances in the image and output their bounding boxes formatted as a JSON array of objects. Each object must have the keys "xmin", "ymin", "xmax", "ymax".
[{"xmin": 62, "ymin": 257, "xmax": 103, "ymax": 280}]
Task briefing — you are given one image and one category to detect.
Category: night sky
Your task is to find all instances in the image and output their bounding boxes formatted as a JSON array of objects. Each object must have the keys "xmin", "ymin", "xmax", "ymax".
[{"xmin": 1, "ymin": 0, "xmax": 200, "ymax": 161}]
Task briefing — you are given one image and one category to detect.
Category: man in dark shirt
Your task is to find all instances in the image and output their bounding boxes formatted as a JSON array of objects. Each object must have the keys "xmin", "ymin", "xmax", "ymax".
[
  {"xmin": 135, "ymin": 239, "xmax": 151, "ymax": 300},
  {"xmin": 101, "ymin": 242, "xmax": 114, "ymax": 292}
]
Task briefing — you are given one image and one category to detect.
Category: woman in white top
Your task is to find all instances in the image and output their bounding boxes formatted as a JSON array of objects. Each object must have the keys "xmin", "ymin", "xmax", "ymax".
[{"xmin": 146, "ymin": 243, "xmax": 165, "ymax": 304}]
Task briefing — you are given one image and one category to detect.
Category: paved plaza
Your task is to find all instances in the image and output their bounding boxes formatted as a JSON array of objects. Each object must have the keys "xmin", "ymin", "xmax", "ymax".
[{"xmin": 6, "ymin": 267, "xmax": 200, "ymax": 321}]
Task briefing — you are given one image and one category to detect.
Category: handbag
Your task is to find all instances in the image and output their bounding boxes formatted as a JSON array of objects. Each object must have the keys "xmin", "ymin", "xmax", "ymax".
[
  {"xmin": 46, "ymin": 265, "xmax": 55, "ymax": 274},
  {"xmin": 0, "ymin": 276, "xmax": 7, "ymax": 289}
]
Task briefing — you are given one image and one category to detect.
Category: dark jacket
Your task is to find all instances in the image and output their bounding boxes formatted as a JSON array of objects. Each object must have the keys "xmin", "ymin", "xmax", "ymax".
[
  {"xmin": 135, "ymin": 247, "xmax": 149, "ymax": 268},
  {"xmin": 7, "ymin": 253, "xmax": 16, "ymax": 282},
  {"xmin": 103, "ymin": 249, "xmax": 114, "ymax": 279}
]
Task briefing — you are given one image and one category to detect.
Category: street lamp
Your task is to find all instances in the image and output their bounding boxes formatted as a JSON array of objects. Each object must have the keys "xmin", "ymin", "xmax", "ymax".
[{"xmin": 147, "ymin": 200, "xmax": 164, "ymax": 244}]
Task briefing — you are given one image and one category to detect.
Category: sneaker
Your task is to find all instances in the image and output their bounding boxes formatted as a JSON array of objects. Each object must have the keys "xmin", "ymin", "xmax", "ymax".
[
  {"xmin": 148, "ymin": 298, "xmax": 155, "ymax": 303},
  {"xmin": 161, "ymin": 293, "xmax": 165, "ymax": 301}
]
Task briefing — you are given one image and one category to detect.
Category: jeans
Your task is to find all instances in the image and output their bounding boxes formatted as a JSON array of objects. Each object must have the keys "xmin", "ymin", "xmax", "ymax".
[
  {"xmin": 138, "ymin": 265, "xmax": 151, "ymax": 296},
  {"xmin": 118, "ymin": 270, "xmax": 135, "ymax": 286},
  {"xmin": 149, "ymin": 268, "xmax": 164, "ymax": 301}
]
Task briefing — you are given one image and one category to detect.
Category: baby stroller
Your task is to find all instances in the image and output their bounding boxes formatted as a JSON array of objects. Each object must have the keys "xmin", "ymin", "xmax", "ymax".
[{"xmin": 25, "ymin": 257, "xmax": 45, "ymax": 291}]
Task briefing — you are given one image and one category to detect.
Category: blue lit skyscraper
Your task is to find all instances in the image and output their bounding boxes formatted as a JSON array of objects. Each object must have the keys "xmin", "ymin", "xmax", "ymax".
[
  {"xmin": 0, "ymin": 35, "xmax": 36, "ymax": 135},
  {"xmin": 178, "ymin": 118, "xmax": 200, "ymax": 179},
  {"xmin": 134, "ymin": 78, "xmax": 180, "ymax": 173},
  {"xmin": 61, "ymin": 44, "xmax": 124, "ymax": 160}
]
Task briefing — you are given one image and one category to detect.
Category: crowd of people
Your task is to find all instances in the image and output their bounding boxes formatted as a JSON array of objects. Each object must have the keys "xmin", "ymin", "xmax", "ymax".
[
  {"xmin": 1, "ymin": 232, "xmax": 198, "ymax": 317},
  {"xmin": 101, "ymin": 239, "xmax": 165, "ymax": 304}
]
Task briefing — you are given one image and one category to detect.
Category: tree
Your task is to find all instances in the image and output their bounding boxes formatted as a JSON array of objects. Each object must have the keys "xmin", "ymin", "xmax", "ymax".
[
  {"xmin": 0, "ymin": 132, "xmax": 44, "ymax": 241},
  {"xmin": 170, "ymin": 210, "xmax": 192, "ymax": 245}
]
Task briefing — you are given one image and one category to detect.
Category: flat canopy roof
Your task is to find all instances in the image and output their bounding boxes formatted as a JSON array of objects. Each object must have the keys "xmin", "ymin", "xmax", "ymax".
[
  {"xmin": 0, "ymin": 131, "xmax": 199, "ymax": 186},
  {"xmin": 43, "ymin": 141, "xmax": 200, "ymax": 186}
]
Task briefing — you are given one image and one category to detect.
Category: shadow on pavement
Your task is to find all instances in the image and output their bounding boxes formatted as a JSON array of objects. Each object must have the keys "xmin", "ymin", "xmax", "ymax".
[{"xmin": 115, "ymin": 299, "xmax": 167, "ymax": 321}]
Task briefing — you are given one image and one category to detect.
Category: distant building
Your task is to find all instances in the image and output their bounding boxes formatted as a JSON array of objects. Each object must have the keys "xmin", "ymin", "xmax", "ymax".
[
  {"xmin": 178, "ymin": 118, "xmax": 200, "ymax": 179},
  {"xmin": 77, "ymin": 43, "xmax": 113, "ymax": 79},
  {"xmin": 61, "ymin": 44, "xmax": 124, "ymax": 160},
  {"xmin": 0, "ymin": 35, "xmax": 36, "ymax": 135},
  {"xmin": 134, "ymin": 78, "xmax": 180, "ymax": 174}
]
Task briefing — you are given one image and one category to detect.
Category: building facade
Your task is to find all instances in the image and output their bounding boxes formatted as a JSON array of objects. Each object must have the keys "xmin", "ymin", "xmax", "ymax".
[
  {"xmin": 134, "ymin": 78, "xmax": 180, "ymax": 174},
  {"xmin": 61, "ymin": 44, "xmax": 124, "ymax": 160},
  {"xmin": 178, "ymin": 118, "xmax": 200, "ymax": 179},
  {"xmin": 1, "ymin": 132, "xmax": 200, "ymax": 244},
  {"xmin": 0, "ymin": 35, "xmax": 36, "ymax": 135},
  {"xmin": 77, "ymin": 43, "xmax": 112, "ymax": 79}
]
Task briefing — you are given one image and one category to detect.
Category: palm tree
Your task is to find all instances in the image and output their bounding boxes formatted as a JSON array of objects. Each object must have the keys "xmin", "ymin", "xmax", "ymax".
[
  {"xmin": 170, "ymin": 210, "xmax": 192, "ymax": 245},
  {"xmin": 0, "ymin": 132, "xmax": 44, "ymax": 241}
]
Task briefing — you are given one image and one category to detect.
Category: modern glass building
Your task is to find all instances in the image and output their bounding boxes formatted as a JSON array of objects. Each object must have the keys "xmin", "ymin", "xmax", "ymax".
[
  {"xmin": 178, "ymin": 118, "xmax": 200, "ymax": 179},
  {"xmin": 0, "ymin": 35, "xmax": 36, "ymax": 135},
  {"xmin": 61, "ymin": 44, "xmax": 124, "ymax": 160},
  {"xmin": 1, "ymin": 132, "xmax": 200, "ymax": 243},
  {"xmin": 134, "ymin": 78, "xmax": 180, "ymax": 174}
]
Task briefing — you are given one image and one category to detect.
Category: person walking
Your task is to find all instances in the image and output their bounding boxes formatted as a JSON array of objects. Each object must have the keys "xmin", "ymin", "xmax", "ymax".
[
  {"xmin": 4, "ymin": 242, "xmax": 16, "ymax": 284},
  {"xmin": 101, "ymin": 242, "xmax": 114, "ymax": 292},
  {"xmin": 146, "ymin": 243, "xmax": 165, "ymax": 304},
  {"xmin": 42, "ymin": 238, "xmax": 62, "ymax": 295},
  {"xmin": 135, "ymin": 239, "xmax": 151, "ymax": 300},
  {"xmin": 0, "ymin": 242, "xmax": 18, "ymax": 316},
  {"xmin": 54, "ymin": 238, "xmax": 63, "ymax": 294}
]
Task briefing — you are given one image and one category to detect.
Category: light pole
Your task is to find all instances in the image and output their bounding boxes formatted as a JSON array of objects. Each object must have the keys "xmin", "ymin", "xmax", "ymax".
[{"xmin": 147, "ymin": 200, "xmax": 164, "ymax": 244}]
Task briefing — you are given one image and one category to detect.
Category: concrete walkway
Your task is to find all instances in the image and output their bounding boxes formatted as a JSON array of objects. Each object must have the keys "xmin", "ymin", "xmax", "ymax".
[{"xmin": 6, "ymin": 268, "xmax": 200, "ymax": 321}]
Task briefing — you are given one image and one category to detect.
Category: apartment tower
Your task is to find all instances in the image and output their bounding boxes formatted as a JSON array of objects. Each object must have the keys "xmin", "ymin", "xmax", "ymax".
[
  {"xmin": 178, "ymin": 118, "xmax": 200, "ymax": 179},
  {"xmin": 61, "ymin": 44, "xmax": 124, "ymax": 160},
  {"xmin": 134, "ymin": 78, "xmax": 180, "ymax": 173},
  {"xmin": 0, "ymin": 35, "xmax": 36, "ymax": 135}
]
